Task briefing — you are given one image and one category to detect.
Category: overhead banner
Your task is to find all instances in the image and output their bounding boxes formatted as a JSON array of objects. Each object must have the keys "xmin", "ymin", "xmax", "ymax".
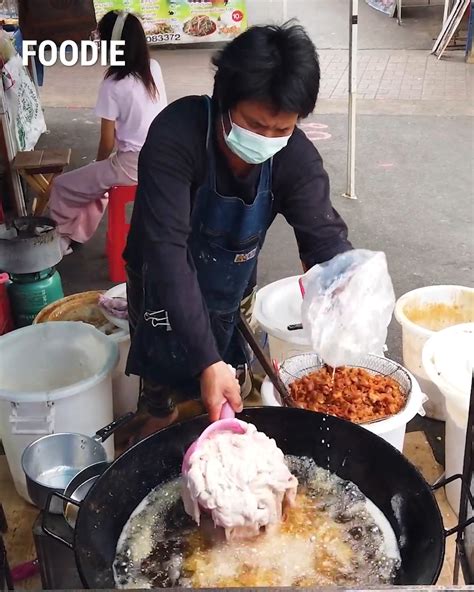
[{"xmin": 93, "ymin": 1, "xmax": 247, "ymax": 45}]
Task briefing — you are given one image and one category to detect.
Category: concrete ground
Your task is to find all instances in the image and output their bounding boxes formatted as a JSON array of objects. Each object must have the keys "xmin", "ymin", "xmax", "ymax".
[
  {"xmin": 34, "ymin": 0, "xmax": 473, "ymax": 462},
  {"xmin": 249, "ymin": 0, "xmax": 452, "ymax": 50}
]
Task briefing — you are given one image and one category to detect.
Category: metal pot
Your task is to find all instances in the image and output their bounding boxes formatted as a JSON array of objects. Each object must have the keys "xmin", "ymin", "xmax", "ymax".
[
  {"xmin": 21, "ymin": 413, "xmax": 133, "ymax": 513},
  {"xmin": 41, "ymin": 407, "xmax": 473, "ymax": 586},
  {"xmin": 63, "ymin": 461, "xmax": 110, "ymax": 529}
]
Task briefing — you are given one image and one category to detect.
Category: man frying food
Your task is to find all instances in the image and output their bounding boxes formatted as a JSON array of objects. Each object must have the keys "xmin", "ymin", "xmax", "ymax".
[{"xmin": 124, "ymin": 23, "xmax": 352, "ymax": 439}]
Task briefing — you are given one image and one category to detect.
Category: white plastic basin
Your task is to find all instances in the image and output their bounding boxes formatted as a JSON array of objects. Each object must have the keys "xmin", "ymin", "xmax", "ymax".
[
  {"xmin": 34, "ymin": 290, "xmax": 140, "ymax": 419},
  {"xmin": 108, "ymin": 328, "xmax": 140, "ymax": 418},
  {"xmin": 0, "ymin": 321, "xmax": 118, "ymax": 501},
  {"xmin": 422, "ymin": 322, "xmax": 474, "ymax": 514},
  {"xmin": 253, "ymin": 276, "xmax": 312, "ymax": 362},
  {"xmin": 395, "ymin": 285, "xmax": 474, "ymax": 419}
]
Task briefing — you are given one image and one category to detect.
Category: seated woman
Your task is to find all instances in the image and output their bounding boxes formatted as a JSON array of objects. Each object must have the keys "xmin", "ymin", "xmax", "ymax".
[{"xmin": 49, "ymin": 11, "xmax": 167, "ymax": 255}]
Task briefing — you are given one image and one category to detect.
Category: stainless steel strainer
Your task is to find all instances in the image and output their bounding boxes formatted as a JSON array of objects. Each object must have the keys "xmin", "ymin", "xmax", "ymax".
[{"xmin": 277, "ymin": 352, "xmax": 412, "ymax": 424}]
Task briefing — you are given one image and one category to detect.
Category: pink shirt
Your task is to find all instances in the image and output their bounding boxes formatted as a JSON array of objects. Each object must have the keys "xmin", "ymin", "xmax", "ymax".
[{"xmin": 95, "ymin": 59, "xmax": 167, "ymax": 153}]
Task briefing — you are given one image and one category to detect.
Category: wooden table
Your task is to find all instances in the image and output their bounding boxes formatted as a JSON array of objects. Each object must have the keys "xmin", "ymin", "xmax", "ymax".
[{"xmin": 12, "ymin": 149, "xmax": 71, "ymax": 215}]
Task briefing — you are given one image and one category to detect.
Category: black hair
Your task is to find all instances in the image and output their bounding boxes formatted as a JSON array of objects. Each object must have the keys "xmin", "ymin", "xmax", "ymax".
[
  {"xmin": 98, "ymin": 11, "xmax": 158, "ymax": 99},
  {"xmin": 212, "ymin": 22, "xmax": 320, "ymax": 118}
]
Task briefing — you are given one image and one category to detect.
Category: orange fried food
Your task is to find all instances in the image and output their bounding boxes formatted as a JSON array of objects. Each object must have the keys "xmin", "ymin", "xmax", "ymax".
[{"xmin": 289, "ymin": 366, "xmax": 405, "ymax": 423}]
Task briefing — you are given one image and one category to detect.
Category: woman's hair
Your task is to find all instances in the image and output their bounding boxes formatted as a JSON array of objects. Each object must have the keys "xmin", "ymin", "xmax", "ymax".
[
  {"xmin": 98, "ymin": 11, "xmax": 158, "ymax": 99},
  {"xmin": 212, "ymin": 22, "xmax": 320, "ymax": 118}
]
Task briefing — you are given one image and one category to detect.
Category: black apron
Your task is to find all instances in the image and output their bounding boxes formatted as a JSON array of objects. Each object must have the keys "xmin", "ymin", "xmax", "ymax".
[{"xmin": 126, "ymin": 96, "xmax": 273, "ymax": 391}]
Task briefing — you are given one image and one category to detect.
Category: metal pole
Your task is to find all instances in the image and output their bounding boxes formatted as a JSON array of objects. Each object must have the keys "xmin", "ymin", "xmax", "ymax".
[
  {"xmin": 466, "ymin": 0, "xmax": 474, "ymax": 63},
  {"xmin": 443, "ymin": 0, "xmax": 452, "ymax": 25},
  {"xmin": 343, "ymin": 0, "xmax": 358, "ymax": 200},
  {"xmin": 282, "ymin": 0, "xmax": 288, "ymax": 21},
  {"xmin": 0, "ymin": 84, "xmax": 26, "ymax": 216}
]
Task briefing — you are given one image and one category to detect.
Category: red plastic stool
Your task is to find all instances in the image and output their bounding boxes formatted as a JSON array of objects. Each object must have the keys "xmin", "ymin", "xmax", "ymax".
[{"xmin": 106, "ymin": 185, "xmax": 137, "ymax": 283}]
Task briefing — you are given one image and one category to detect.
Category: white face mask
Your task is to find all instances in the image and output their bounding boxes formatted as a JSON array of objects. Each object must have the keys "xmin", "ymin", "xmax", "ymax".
[{"xmin": 222, "ymin": 112, "xmax": 291, "ymax": 165}]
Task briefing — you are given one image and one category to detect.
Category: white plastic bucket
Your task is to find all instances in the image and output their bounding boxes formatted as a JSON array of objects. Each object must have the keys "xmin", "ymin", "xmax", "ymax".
[
  {"xmin": 394, "ymin": 285, "xmax": 474, "ymax": 419},
  {"xmin": 33, "ymin": 290, "xmax": 140, "ymax": 420},
  {"xmin": 261, "ymin": 368, "xmax": 424, "ymax": 452},
  {"xmin": 253, "ymin": 276, "xmax": 311, "ymax": 362},
  {"xmin": 109, "ymin": 328, "xmax": 140, "ymax": 418},
  {"xmin": 0, "ymin": 321, "xmax": 119, "ymax": 502},
  {"xmin": 422, "ymin": 323, "xmax": 474, "ymax": 514}
]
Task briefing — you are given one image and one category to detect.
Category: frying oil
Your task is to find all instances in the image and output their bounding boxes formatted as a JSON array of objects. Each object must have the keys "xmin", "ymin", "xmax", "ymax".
[{"xmin": 113, "ymin": 457, "xmax": 400, "ymax": 589}]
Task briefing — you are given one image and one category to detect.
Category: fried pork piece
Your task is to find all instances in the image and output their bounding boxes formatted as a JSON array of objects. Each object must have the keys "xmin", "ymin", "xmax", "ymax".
[{"xmin": 289, "ymin": 366, "xmax": 405, "ymax": 423}]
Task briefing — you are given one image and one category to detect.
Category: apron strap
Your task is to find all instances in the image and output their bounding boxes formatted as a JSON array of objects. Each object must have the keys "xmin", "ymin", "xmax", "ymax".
[{"xmin": 203, "ymin": 95, "xmax": 212, "ymax": 150}]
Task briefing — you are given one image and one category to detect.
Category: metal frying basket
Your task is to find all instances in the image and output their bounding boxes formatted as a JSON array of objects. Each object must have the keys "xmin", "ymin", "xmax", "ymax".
[{"xmin": 278, "ymin": 352, "xmax": 412, "ymax": 425}]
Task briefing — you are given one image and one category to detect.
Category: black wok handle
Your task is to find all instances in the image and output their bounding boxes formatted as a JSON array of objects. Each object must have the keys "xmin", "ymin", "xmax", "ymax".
[
  {"xmin": 41, "ymin": 492, "xmax": 81, "ymax": 549},
  {"xmin": 431, "ymin": 474, "xmax": 474, "ymax": 537},
  {"xmin": 94, "ymin": 411, "xmax": 135, "ymax": 443},
  {"xmin": 287, "ymin": 323, "xmax": 303, "ymax": 331},
  {"xmin": 238, "ymin": 314, "xmax": 295, "ymax": 408}
]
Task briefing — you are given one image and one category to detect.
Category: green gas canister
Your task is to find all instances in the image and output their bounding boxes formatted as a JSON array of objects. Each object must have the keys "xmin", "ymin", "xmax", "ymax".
[
  {"xmin": 0, "ymin": 216, "xmax": 64, "ymax": 328},
  {"xmin": 8, "ymin": 267, "xmax": 64, "ymax": 327}
]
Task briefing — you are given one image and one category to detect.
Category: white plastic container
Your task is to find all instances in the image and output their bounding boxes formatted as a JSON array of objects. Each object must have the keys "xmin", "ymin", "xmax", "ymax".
[
  {"xmin": 33, "ymin": 289, "xmax": 140, "ymax": 420},
  {"xmin": 261, "ymin": 368, "xmax": 425, "ymax": 452},
  {"xmin": 395, "ymin": 285, "xmax": 474, "ymax": 420},
  {"xmin": 253, "ymin": 276, "xmax": 311, "ymax": 362},
  {"xmin": 109, "ymin": 328, "xmax": 140, "ymax": 418},
  {"xmin": 422, "ymin": 323, "xmax": 474, "ymax": 514},
  {"xmin": 0, "ymin": 321, "xmax": 119, "ymax": 502}
]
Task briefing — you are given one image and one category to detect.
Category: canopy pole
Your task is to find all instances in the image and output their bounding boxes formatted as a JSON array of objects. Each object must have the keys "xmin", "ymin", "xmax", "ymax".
[{"xmin": 343, "ymin": 0, "xmax": 358, "ymax": 200}]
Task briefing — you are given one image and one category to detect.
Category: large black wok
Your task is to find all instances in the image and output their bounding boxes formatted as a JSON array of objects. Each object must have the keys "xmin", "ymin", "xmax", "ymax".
[{"xmin": 44, "ymin": 407, "xmax": 454, "ymax": 588}]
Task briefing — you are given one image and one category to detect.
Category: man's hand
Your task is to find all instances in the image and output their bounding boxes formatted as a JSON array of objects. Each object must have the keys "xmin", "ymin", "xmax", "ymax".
[{"xmin": 200, "ymin": 361, "xmax": 243, "ymax": 422}]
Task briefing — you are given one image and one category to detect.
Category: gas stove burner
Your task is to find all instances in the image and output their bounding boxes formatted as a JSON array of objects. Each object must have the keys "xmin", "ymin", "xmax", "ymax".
[
  {"xmin": 0, "ymin": 215, "xmax": 62, "ymax": 274},
  {"xmin": 12, "ymin": 217, "xmax": 56, "ymax": 238}
]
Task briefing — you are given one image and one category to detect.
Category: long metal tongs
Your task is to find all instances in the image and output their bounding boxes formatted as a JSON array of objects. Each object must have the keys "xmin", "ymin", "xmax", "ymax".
[{"xmin": 238, "ymin": 314, "xmax": 295, "ymax": 408}]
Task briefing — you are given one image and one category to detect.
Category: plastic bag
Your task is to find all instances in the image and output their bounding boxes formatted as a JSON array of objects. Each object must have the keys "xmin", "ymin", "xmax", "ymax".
[
  {"xmin": 3, "ymin": 54, "xmax": 47, "ymax": 151},
  {"xmin": 0, "ymin": 30, "xmax": 16, "ymax": 65},
  {"xmin": 300, "ymin": 249, "xmax": 395, "ymax": 368}
]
